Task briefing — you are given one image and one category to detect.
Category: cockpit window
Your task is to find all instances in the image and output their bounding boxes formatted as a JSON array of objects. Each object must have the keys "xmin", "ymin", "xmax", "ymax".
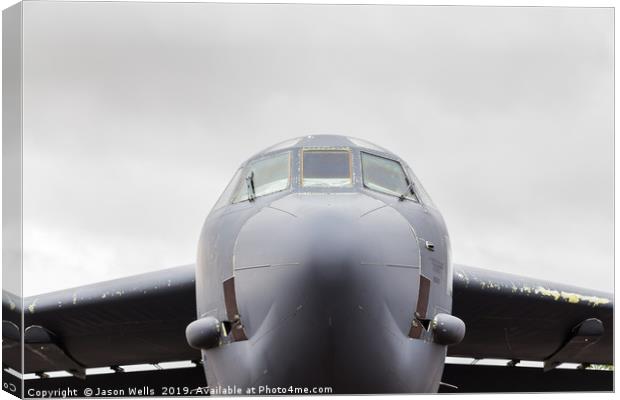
[
  {"xmin": 233, "ymin": 152, "xmax": 290, "ymax": 203},
  {"xmin": 403, "ymin": 164, "xmax": 435, "ymax": 207},
  {"xmin": 302, "ymin": 150, "xmax": 352, "ymax": 188},
  {"xmin": 361, "ymin": 152, "xmax": 418, "ymax": 202},
  {"xmin": 213, "ymin": 168, "xmax": 244, "ymax": 210}
]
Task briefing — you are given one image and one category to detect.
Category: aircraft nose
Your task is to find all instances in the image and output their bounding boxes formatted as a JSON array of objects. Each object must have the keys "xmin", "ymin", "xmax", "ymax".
[
  {"xmin": 238, "ymin": 201, "xmax": 421, "ymax": 332},
  {"xmin": 302, "ymin": 211, "xmax": 359, "ymax": 292},
  {"xmin": 221, "ymin": 193, "xmax": 443, "ymax": 392},
  {"xmin": 232, "ymin": 193, "xmax": 422, "ymax": 329}
]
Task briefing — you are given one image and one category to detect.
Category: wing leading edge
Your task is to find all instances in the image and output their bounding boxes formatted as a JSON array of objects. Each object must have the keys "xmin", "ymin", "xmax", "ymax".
[{"xmin": 450, "ymin": 264, "xmax": 613, "ymax": 368}]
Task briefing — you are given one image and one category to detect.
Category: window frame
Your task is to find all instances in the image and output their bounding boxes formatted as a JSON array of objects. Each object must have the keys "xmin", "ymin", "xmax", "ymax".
[
  {"xmin": 360, "ymin": 151, "xmax": 419, "ymax": 203},
  {"xmin": 231, "ymin": 151, "xmax": 292, "ymax": 204},
  {"xmin": 300, "ymin": 147, "xmax": 354, "ymax": 188}
]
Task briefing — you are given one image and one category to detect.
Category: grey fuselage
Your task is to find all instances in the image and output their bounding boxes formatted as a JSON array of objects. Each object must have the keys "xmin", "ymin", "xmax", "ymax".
[{"xmin": 195, "ymin": 135, "xmax": 452, "ymax": 394}]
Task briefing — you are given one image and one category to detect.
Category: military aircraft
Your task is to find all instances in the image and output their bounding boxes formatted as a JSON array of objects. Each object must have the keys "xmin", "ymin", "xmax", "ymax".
[{"xmin": 2, "ymin": 135, "xmax": 613, "ymax": 394}]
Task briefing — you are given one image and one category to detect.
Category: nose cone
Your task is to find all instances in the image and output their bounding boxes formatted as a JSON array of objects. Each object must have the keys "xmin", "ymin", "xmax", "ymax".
[
  {"xmin": 226, "ymin": 193, "xmax": 440, "ymax": 392},
  {"xmin": 303, "ymin": 210, "xmax": 360, "ymax": 293}
]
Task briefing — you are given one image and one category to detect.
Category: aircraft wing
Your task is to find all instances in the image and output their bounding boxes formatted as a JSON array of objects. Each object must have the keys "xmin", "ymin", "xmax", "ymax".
[
  {"xmin": 3, "ymin": 262, "xmax": 613, "ymax": 378},
  {"xmin": 449, "ymin": 264, "xmax": 613, "ymax": 369},
  {"xmin": 2, "ymin": 265, "xmax": 200, "ymax": 377}
]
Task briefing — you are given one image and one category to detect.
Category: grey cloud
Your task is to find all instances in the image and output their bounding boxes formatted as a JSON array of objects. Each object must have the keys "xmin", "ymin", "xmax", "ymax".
[{"xmin": 18, "ymin": 3, "xmax": 612, "ymax": 295}]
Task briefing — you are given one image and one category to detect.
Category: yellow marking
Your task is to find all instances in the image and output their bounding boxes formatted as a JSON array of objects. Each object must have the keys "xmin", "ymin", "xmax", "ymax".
[
  {"xmin": 535, "ymin": 287, "xmax": 561, "ymax": 301},
  {"xmin": 28, "ymin": 299, "xmax": 38, "ymax": 314},
  {"xmin": 487, "ymin": 282, "xmax": 501, "ymax": 290},
  {"xmin": 560, "ymin": 291, "xmax": 580, "ymax": 304},
  {"xmin": 534, "ymin": 286, "xmax": 610, "ymax": 306}
]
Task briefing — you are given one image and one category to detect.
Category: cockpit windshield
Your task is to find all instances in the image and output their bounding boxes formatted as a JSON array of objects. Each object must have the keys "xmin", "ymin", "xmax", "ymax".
[
  {"xmin": 233, "ymin": 152, "xmax": 291, "ymax": 202},
  {"xmin": 302, "ymin": 149, "xmax": 352, "ymax": 188},
  {"xmin": 361, "ymin": 152, "xmax": 418, "ymax": 201},
  {"xmin": 216, "ymin": 144, "xmax": 433, "ymax": 208}
]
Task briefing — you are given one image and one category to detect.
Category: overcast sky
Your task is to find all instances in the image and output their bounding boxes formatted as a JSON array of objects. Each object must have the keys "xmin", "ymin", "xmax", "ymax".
[{"xmin": 16, "ymin": 3, "xmax": 613, "ymax": 295}]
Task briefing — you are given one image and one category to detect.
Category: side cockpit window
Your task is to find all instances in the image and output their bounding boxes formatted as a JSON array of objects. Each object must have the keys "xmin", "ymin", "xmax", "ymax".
[
  {"xmin": 233, "ymin": 152, "xmax": 291, "ymax": 203},
  {"xmin": 404, "ymin": 164, "xmax": 435, "ymax": 208},
  {"xmin": 302, "ymin": 149, "xmax": 352, "ymax": 188},
  {"xmin": 361, "ymin": 152, "xmax": 418, "ymax": 202},
  {"xmin": 213, "ymin": 168, "xmax": 244, "ymax": 210}
]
